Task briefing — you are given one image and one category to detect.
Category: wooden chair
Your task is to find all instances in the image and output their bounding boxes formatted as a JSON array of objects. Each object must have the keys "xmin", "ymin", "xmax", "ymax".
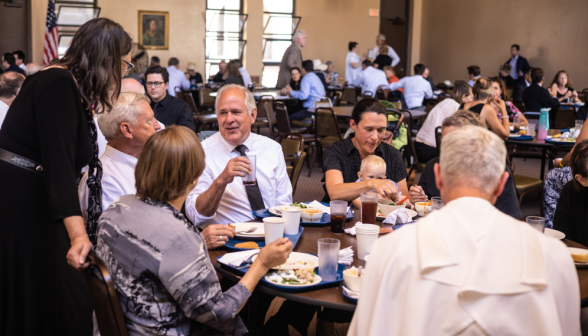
[
  {"xmin": 362, "ymin": 92, "xmax": 374, "ymax": 99},
  {"xmin": 274, "ymin": 102, "xmax": 311, "ymax": 137},
  {"xmin": 434, "ymin": 126, "xmax": 443, "ymax": 157},
  {"xmin": 340, "ymin": 85, "xmax": 358, "ymax": 105},
  {"xmin": 291, "ymin": 149, "xmax": 308, "ymax": 196},
  {"xmin": 85, "ymin": 251, "xmax": 129, "ymax": 336},
  {"xmin": 174, "ymin": 87, "xmax": 185, "ymax": 100},
  {"xmin": 554, "ymin": 107, "xmax": 576, "ymax": 129},
  {"xmin": 507, "ymin": 156, "xmax": 543, "ymax": 214},
  {"xmin": 252, "ymin": 96, "xmax": 276, "ymax": 136},
  {"xmin": 376, "ymin": 88, "xmax": 386, "ymax": 100},
  {"xmin": 310, "ymin": 107, "xmax": 342, "ymax": 177},
  {"xmin": 332, "ymin": 91, "xmax": 342, "ymax": 106},
  {"xmin": 199, "ymin": 87, "xmax": 216, "ymax": 111},
  {"xmin": 404, "ymin": 113, "xmax": 426, "ymax": 177},
  {"xmin": 182, "ymin": 89, "xmax": 217, "ymax": 132}
]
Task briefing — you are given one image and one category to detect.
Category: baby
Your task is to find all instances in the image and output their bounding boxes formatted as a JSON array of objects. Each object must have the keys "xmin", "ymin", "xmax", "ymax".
[{"xmin": 352, "ymin": 155, "xmax": 399, "ymax": 209}]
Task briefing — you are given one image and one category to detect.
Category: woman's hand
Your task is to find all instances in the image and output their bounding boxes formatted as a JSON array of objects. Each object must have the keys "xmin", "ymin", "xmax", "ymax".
[
  {"xmin": 67, "ymin": 235, "xmax": 92, "ymax": 271},
  {"xmin": 256, "ymin": 238, "xmax": 292, "ymax": 270}
]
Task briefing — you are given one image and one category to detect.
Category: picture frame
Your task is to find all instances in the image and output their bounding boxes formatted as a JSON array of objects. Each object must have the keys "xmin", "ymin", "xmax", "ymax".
[{"xmin": 138, "ymin": 11, "xmax": 169, "ymax": 50}]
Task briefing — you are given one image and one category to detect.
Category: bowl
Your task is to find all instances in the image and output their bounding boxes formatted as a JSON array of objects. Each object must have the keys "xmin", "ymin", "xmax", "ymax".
[
  {"xmin": 343, "ymin": 269, "xmax": 363, "ymax": 292},
  {"xmin": 415, "ymin": 202, "xmax": 432, "ymax": 217},
  {"xmin": 300, "ymin": 208, "xmax": 324, "ymax": 222},
  {"xmin": 378, "ymin": 203, "xmax": 404, "ymax": 217}
]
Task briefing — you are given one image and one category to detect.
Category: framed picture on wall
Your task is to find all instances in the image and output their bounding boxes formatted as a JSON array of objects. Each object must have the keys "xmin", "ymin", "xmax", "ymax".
[{"xmin": 138, "ymin": 11, "xmax": 169, "ymax": 50}]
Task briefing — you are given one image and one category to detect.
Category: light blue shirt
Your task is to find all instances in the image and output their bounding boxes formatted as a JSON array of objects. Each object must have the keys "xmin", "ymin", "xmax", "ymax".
[
  {"xmin": 352, "ymin": 66, "xmax": 388, "ymax": 97},
  {"xmin": 167, "ymin": 65, "xmax": 191, "ymax": 97},
  {"xmin": 388, "ymin": 75, "xmax": 433, "ymax": 109},
  {"xmin": 290, "ymin": 72, "xmax": 326, "ymax": 109},
  {"xmin": 467, "ymin": 76, "xmax": 481, "ymax": 87},
  {"xmin": 509, "ymin": 55, "xmax": 519, "ymax": 79}
]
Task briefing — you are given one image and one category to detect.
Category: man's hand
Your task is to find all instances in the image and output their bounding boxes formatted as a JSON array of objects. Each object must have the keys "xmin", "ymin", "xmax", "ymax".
[
  {"xmin": 218, "ymin": 157, "xmax": 252, "ymax": 185},
  {"xmin": 499, "ymin": 70, "xmax": 509, "ymax": 77},
  {"xmin": 409, "ymin": 185, "xmax": 428, "ymax": 204},
  {"xmin": 518, "ymin": 70, "xmax": 523, "ymax": 77},
  {"xmin": 256, "ymin": 238, "xmax": 292, "ymax": 270},
  {"xmin": 367, "ymin": 179, "xmax": 398, "ymax": 201},
  {"xmin": 283, "ymin": 85, "xmax": 293, "ymax": 95},
  {"xmin": 67, "ymin": 235, "xmax": 92, "ymax": 271},
  {"xmin": 202, "ymin": 224, "xmax": 236, "ymax": 250}
]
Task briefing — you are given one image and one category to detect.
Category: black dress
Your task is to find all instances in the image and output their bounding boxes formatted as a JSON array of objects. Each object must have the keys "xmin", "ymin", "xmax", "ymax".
[
  {"xmin": 556, "ymin": 87, "xmax": 574, "ymax": 99},
  {"xmin": 373, "ymin": 54, "xmax": 392, "ymax": 69},
  {"xmin": 553, "ymin": 181, "xmax": 588, "ymax": 246},
  {"xmin": 459, "ymin": 102, "xmax": 485, "ymax": 115},
  {"xmin": 0, "ymin": 68, "xmax": 94, "ymax": 336}
]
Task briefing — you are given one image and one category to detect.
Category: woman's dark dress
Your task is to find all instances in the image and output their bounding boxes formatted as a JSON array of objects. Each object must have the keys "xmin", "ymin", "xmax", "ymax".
[{"xmin": 0, "ymin": 68, "xmax": 94, "ymax": 336}]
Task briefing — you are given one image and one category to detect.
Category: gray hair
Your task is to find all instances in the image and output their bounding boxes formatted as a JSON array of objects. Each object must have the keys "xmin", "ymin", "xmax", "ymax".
[
  {"xmin": 215, "ymin": 84, "xmax": 256, "ymax": 116},
  {"xmin": 440, "ymin": 126, "xmax": 506, "ymax": 195},
  {"xmin": 293, "ymin": 30, "xmax": 306, "ymax": 42},
  {"xmin": 97, "ymin": 92, "xmax": 151, "ymax": 141},
  {"xmin": 121, "ymin": 78, "xmax": 146, "ymax": 95},
  {"xmin": 378, "ymin": 33, "xmax": 386, "ymax": 42}
]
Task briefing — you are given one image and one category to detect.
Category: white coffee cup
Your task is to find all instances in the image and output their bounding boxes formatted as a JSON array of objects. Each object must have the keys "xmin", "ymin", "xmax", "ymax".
[
  {"xmin": 356, "ymin": 224, "xmax": 379, "ymax": 260},
  {"xmin": 263, "ymin": 217, "xmax": 285, "ymax": 245},
  {"xmin": 282, "ymin": 207, "xmax": 301, "ymax": 235}
]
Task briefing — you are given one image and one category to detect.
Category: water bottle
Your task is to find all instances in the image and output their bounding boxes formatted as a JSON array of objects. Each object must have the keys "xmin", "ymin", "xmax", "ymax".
[{"xmin": 538, "ymin": 107, "xmax": 550, "ymax": 140}]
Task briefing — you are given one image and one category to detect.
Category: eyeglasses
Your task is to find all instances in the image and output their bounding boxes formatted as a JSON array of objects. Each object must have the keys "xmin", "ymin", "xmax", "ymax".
[
  {"xmin": 146, "ymin": 81, "xmax": 165, "ymax": 88},
  {"xmin": 122, "ymin": 60, "xmax": 134, "ymax": 72}
]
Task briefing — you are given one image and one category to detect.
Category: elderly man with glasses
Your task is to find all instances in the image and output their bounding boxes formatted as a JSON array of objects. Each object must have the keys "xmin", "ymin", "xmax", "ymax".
[{"xmin": 144, "ymin": 65, "xmax": 195, "ymax": 131}]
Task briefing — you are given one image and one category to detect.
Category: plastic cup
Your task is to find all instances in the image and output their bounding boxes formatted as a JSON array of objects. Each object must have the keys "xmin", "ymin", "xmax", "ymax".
[
  {"xmin": 513, "ymin": 116, "xmax": 521, "ymax": 131},
  {"xmin": 282, "ymin": 207, "xmax": 301, "ymax": 235},
  {"xmin": 527, "ymin": 123, "xmax": 536, "ymax": 137},
  {"xmin": 431, "ymin": 196, "xmax": 444, "ymax": 211},
  {"xmin": 356, "ymin": 224, "xmax": 379, "ymax": 260},
  {"xmin": 243, "ymin": 155, "xmax": 257, "ymax": 186},
  {"xmin": 330, "ymin": 200, "xmax": 348, "ymax": 234},
  {"xmin": 263, "ymin": 217, "xmax": 284, "ymax": 245},
  {"xmin": 526, "ymin": 216, "xmax": 546, "ymax": 233},
  {"xmin": 318, "ymin": 238, "xmax": 340, "ymax": 281},
  {"xmin": 361, "ymin": 191, "xmax": 378, "ymax": 224},
  {"xmin": 576, "ymin": 120, "xmax": 584, "ymax": 133}
]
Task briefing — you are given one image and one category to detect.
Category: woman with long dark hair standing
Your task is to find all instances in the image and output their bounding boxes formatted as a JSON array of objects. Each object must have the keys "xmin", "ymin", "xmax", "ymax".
[{"xmin": 0, "ymin": 18, "xmax": 132, "ymax": 336}]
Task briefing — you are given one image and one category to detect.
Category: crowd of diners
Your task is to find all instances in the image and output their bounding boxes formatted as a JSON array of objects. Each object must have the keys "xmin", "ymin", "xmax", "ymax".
[{"xmin": 1, "ymin": 17, "xmax": 588, "ymax": 336}]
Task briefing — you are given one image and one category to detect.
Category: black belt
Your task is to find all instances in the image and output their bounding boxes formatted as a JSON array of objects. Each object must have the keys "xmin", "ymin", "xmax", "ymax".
[{"xmin": 0, "ymin": 148, "xmax": 43, "ymax": 174}]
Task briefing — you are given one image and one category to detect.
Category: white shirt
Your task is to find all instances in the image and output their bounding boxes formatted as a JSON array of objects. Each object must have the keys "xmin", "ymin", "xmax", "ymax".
[
  {"xmin": 416, "ymin": 98, "xmax": 459, "ymax": 147},
  {"xmin": 19, "ymin": 63, "xmax": 26, "ymax": 71},
  {"xmin": 345, "ymin": 52, "xmax": 362, "ymax": 83},
  {"xmin": 526, "ymin": 79, "xmax": 531, "ymax": 87},
  {"xmin": 509, "ymin": 55, "xmax": 519, "ymax": 79},
  {"xmin": 239, "ymin": 67, "xmax": 252, "ymax": 88},
  {"xmin": 186, "ymin": 132, "xmax": 292, "ymax": 227},
  {"xmin": 387, "ymin": 75, "xmax": 433, "ymax": 109},
  {"xmin": 78, "ymin": 145, "xmax": 138, "ymax": 222},
  {"xmin": 352, "ymin": 66, "xmax": 388, "ymax": 97},
  {"xmin": 0, "ymin": 100, "xmax": 9, "ymax": 129},
  {"xmin": 372, "ymin": 45, "xmax": 400, "ymax": 67},
  {"xmin": 348, "ymin": 197, "xmax": 580, "ymax": 336},
  {"xmin": 167, "ymin": 65, "xmax": 191, "ymax": 97},
  {"xmin": 467, "ymin": 75, "xmax": 481, "ymax": 87}
]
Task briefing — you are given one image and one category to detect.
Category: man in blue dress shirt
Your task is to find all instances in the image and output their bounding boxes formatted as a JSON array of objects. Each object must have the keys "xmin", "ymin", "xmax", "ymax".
[{"xmin": 282, "ymin": 59, "xmax": 326, "ymax": 121}]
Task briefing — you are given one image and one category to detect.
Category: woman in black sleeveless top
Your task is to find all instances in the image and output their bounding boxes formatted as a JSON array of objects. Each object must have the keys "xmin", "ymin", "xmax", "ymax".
[
  {"xmin": 459, "ymin": 77, "xmax": 510, "ymax": 139},
  {"xmin": 549, "ymin": 70, "xmax": 582, "ymax": 103},
  {"xmin": 0, "ymin": 19, "xmax": 132, "ymax": 336}
]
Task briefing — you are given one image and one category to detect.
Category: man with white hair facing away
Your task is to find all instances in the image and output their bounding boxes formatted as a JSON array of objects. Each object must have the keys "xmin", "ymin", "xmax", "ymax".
[
  {"xmin": 349, "ymin": 126, "xmax": 580, "ymax": 336},
  {"xmin": 276, "ymin": 30, "xmax": 306, "ymax": 89},
  {"xmin": 372, "ymin": 34, "xmax": 400, "ymax": 67}
]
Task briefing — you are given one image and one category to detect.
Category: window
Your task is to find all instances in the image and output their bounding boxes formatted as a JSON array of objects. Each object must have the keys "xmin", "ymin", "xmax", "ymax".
[
  {"xmin": 262, "ymin": 0, "xmax": 300, "ymax": 87},
  {"xmin": 55, "ymin": 0, "xmax": 100, "ymax": 56},
  {"xmin": 205, "ymin": 0, "xmax": 247, "ymax": 80}
]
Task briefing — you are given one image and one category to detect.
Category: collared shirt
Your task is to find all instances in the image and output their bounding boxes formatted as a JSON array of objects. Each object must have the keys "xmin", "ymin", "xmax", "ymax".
[
  {"xmin": 18, "ymin": 63, "xmax": 26, "ymax": 71},
  {"xmin": 0, "ymin": 100, "xmax": 8, "ymax": 129},
  {"xmin": 186, "ymin": 132, "xmax": 292, "ymax": 226},
  {"xmin": 416, "ymin": 98, "xmax": 459, "ymax": 147},
  {"xmin": 289, "ymin": 72, "xmax": 326, "ymax": 109},
  {"xmin": 166, "ymin": 65, "xmax": 190, "ymax": 96},
  {"xmin": 509, "ymin": 54, "xmax": 519, "ymax": 79},
  {"xmin": 388, "ymin": 75, "xmax": 433, "ymax": 109},
  {"xmin": 372, "ymin": 45, "xmax": 400, "ymax": 67},
  {"xmin": 352, "ymin": 66, "xmax": 388, "ymax": 97},
  {"xmin": 348, "ymin": 197, "xmax": 580, "ymax": 336},
  {"xmin": 78, "ymin": 145, "xmax": 138, "ymax": 222},
  {"xmin": 239, "ymin": 67, "xmax": 252, "ymax": 87},
  {"xmin": 346, "ymin": 52, "xmax": 362, "ymax": 83},
  {"xmin": 467, "ymin": 75, "xmax": 481, "ymax": 87},
  {"xmin": 150, "ymin": 93, "xmax": 195, "ymax": 131},
  {"xmin": 5, "ymin": 64, "xmax": 25, "ymax": 76},
  {"xmin": 525, "ymin": 79, "xmax": 531, "ymax": 87}
]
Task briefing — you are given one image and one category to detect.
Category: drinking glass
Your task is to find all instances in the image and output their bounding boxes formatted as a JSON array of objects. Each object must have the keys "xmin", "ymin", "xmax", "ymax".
[
  {"xmin": 318, "ymin": 238, "xmax": 340, "ymax": 281},
  {"xmin": 431, "ymin": 196, "xmax": 444, "ymax": 211},
  {"xmin": 243, "ymin": 155, "xmax": 256, "ymax": 185},
  {"xmin": 330, "ymin": 200, "xmax": 348, "ymax": 234},
  {"xmin": 526, "ymin": 216, "xmax": 546, "ymax": 233},
  {"xmin": 576, "ymin": 120, "xmax": 584, "ymax": 133},
  {"xmin": 513, "ymin": 116, "xmax": 521, "ymax": 132},
  {"xmin": 526, "ymin": 122, "xmax": 536, "ymax": 137},
  {"xmin": 360, "ymin": 192, "xmax": 378, "ymax": 224}
]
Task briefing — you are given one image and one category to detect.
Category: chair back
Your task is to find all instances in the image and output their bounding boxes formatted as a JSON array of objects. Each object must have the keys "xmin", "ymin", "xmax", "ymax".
[
  {"xmin": 554, "ymin": 107, "xmax": 576, "ymax": 129},
  {"xmin": 425, "ymin": 100, "xmax": 437, "ymax": 113},
  {"xmin": 403, "ymin": 114, "xmax": 424, "ymax": 175},
  {"xmin": 314, "ymin": 97, "xmax": 333, "ymax": 108},
  {"xmin": 198, "ymin": 130, "xmax": 218, "ymax": 142},
  {"xmin": 513, "ymin": 100, "xmax": 526, "ymax": 113},
  {"xmin": 315, "ymin": 107, "xmax": 342, "ymax": 140},
  {"xmin": 281, "ymin": 137, "xmax": 301, "ymax": 157},
  {"xmin": 199, "ymin": 88, "xmax": 215, "ymax": 109},
  {"xmin": 256, "ymin": 95, "xmax": 274, "ymax": 119},
  {"xmin": 85, "ymin": 251, "xmax": 129, "ymax": 336},
  {"xmin": 340, "ymin": 85, "xmax": 358, "ymax": 105},
  {"xmin": 332, "ymin": 91, "xmax": 342, "ymax": 106},
  {"xmin": 182, "ymin": 89, "xmax": 199, "ymax": 114},
  {"xmin": 376, "ymin": 88, "xmax": 386, "ymax": 100},
  {"xmin": 436, "ymin": 83, "xmax": 448, "ymax": 92},
  {"xmin": 362, "ymin": 91, "xmax": 374, "ymax": 99},
  {"xmin": 275, "ymin": 102, "xmax": 293, "ymax": 134},
  {"xmin": 174, "ymin": 86, "xmax": 184, "ymax": 99},
  {"xmin": 291, "ymin": 150, "xmax": 307, "ymax": 196},
  {"xmin": 434, "ymin": 126, "xmax": 443, "ymax": 157}
]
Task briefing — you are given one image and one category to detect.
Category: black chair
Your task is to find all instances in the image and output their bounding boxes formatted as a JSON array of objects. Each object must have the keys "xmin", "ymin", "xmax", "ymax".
[
  {"xmin": 181, "ymin": 89, "xmax": 217, "ymax": 132},
  {"xmin": 554, "ymin": 107, "xmax": 576, "ymax": 129},
  {"xmin": 435, "ymin": 126, "xmax": 443, "ymax": 157}
]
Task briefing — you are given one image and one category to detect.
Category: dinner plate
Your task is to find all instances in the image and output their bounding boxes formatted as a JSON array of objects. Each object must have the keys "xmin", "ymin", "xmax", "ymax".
[
  {"xmin": 253, "ymin": 252, "xmax": 319, "ymax": 270},
  {"xmin": 265, "ymin": 273, "xmax": 322, "ymax": 287},
  {"xmin": 233, "ymin": 223, "xmax": 265, "ymax": 239},
  {"xmin": 544, "ymin": 228, "xmax": 565, "ymax": 240},
  {"xmin": 376, "ymin": 209, "xmax": 417, "ymax": 220},
  {"xmin": 269, "ymin": 204, "xmax": 324, "ymax": 216},
  {"xmin": 509, "ymin": 126, "xmax": 527, "ymax": 131},
  {"xmin": 568, "ymin": 247, "xmax": 588, "ymax": 268}
]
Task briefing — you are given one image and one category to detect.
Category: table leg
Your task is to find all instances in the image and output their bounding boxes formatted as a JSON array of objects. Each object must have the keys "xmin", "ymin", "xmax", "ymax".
[{"xmin": 540, "ymin": 147, "xmax": 546, "ymax": 181}]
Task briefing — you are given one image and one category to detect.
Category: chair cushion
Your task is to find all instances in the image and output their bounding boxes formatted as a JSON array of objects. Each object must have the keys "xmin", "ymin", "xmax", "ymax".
[
  {"xmin": 292, "ymin": 119, "xmax": 313, "ymax": 128},
  {"xmin": 513, "ymin": 175, "xmax": 543, "ymax": 193},
  {"xmin": 320, "ymin": 136, "xmax": 340, "ymax": 147}
]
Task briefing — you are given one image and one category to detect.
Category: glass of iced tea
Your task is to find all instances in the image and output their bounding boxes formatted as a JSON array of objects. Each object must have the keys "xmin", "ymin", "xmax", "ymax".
[
  {"xmin": 360, "ymin": 191, "xmax": 378, "ymax": 224},
  {"xmin": 242, "ymin": 155, "xmax": 256, "ymax": 186},
  {"xmin": 513, "ymin": 116, "xmax": 521, "ymax": 132},
  {"xmin": 330, "ymin": 200, "xmax": 347, "ymax": 234}
]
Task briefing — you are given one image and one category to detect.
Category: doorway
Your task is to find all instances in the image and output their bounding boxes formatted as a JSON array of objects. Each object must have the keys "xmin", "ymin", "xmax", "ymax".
[
  {"xmin": 0, "ymin": 0, "xmax": 30, "ymax": 64},
  {"xmin": 379, "ymin": 0, "xmax": 409, "ymax": 77}
]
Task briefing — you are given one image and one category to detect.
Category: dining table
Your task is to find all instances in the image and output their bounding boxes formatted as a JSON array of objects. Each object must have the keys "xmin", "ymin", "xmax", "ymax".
[{"xmin": 209, "ymin": 90, "xmax": 298, "ymax": 101}]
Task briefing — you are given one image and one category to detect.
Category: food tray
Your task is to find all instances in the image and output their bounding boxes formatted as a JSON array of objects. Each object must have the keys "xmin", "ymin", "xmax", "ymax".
[
  {"xmin": 253, "ymin": 202, "xmax": 353, "ymax": 227},
  {"xmin": 342, "ymin": 287, "xmax": 358, "ymax": 304},
  {"xmin": 508, "ymin": 135, "xmax": 534, "ymax": 140},
  {"xmin": 218, "ymin": 253, "xmax": 345, "ymax": 293},
  {"xmin": 224, "ymin": 226, "xmax": 304, "ymax": 252},
  {"xmin": 545, "ymin": 138, "xmax": 575, "ymax": 145}
]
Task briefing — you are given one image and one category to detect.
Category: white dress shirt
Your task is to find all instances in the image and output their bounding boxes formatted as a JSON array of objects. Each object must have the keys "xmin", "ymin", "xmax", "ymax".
[
  {"xmin": 387, "ymin": 75, "xmax": 433, "ymax": 109},
  {"xmin": 19, "ymin": 63, "xmax": 26, "ymax": 71},
  {"xmin": 78, "ymin": 145, "xmax": 138, "ymax": 222},
  {"xmin": 345, "ymin": 52, "xmax": 362, "ymax": 83},
  {"xmin": 0, "ymin": 100, "xmax": 9, "ymax": 129},
  {"xmin": 186, "ymin": 132, "xmax": 292, "ymax": 227},
  {"xmin": 467, "ymin": 75, "xmax": 481, "ymax": 87},
  {"xmin": 348, "ymin": 197, "xmax": 580, "ymax": 336},
  {"xmin": 416, "ymin": 98, "xmax": 459, "ymax": 147},
  {"xmin": 352, "ymin": 66, "xmax": 388, "ymax": 97},
  {"xmin": 509, "ymin": 54, "xmax": 519, "ymax": 79},
  {"xmin": 239, "ymin": 67, "xmax": 252, "ymax": 88},
  {"xmin": 167, "ymin": 65, "xmax": 191, "ymax": 97},
  {"xmin": 372, "ymin": 45, "xmax": 400, "ymax": 67}
]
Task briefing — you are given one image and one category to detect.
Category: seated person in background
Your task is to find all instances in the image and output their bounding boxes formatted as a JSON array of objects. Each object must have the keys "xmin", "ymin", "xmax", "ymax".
[
  {"xmin": 523, "ymin": 68, "xmax": 560, "ymax": 124},
  {"xmin": 282, "ymin": 60, "xmax": 326, "ymax": 121},
  {"xmin": 490, "ymin": 77, "xmax": 527, "ymax": 125},
  {"xmin": 212, "ymin": 60, "xmax": 227, "ymax": 83},
  {"xmin": 350, "ymin": 125, "xmax": 579, "ymax": 336},
  {"xmin": 498, "ymin": 63, "xmax": 512, "ymax": 81},
  {"xmin": 186, "ymin": 62, "xmax": 203, "ymax": 85},
  {"xmin": 423, "ymin": 66, "xmax": 437, "ymax": 91},
  {"xmin": 372, "ymin": 45, "xmax": 392, "ymax": 70},
  {"xmin": 0, "ymin": 71, "xmax": 25, "ymax": 128},
  {"xmin": 414, "ymin": 81, "xmax": 472, "ymax": 164},
  {"xmin": 235, "ymin": 59, "xmax": 252, "ymax": 88},
  {"xmin": 554, "ymin": 139, "xmax": 588, "ymax": 246},
  {"xmin": 352, "ymin": 59, "xmax": 388, "ymax": 98},
  {"xmin": 1, "ymin": 53, "xmax": 26, "ymax": 76},
  {"xmin": 549, "ymin": 70, "xmax": 581, "ymax": 103},
  {"xmin": 324, "ymin": 61, "xmax": 339, "ymax": 85},
  {"xmin": 512, "ymin": 67, "xmax": 534, "ymax": 102},
  {"xmin": 467, "ymin": 65, "xmax": 481, "ymax": 87},
  {"xmin": 95, "ymin": 126, "xmax": 293, "ymax": 336},
  {"xmin": 283, "ymin": 67, "xmax": 305, "ymax": 114},
  {"xmin": 166, "ymin": 57, "xmax": 190, "ymax": 96},
  {"xmin": 313, "ymin": 60, "xmax": 329, "ymax": 92},
  {"xmin": 289, "ymin": 67, "xmax": 302, "ymax": 90},
  {"xmin": 461, "ymin": 77, "xmax": 510, "ymax": 139},
  {"xmin": 224, "ymin": 60, "xmax": 244, "ymax": 86},
  {"xmin": 383, "ymin": 65, "xmax": 401, "ymax": 89},
  {"xmin": 410, "ymin": 110, "xmax": 521, "ymax": 219},
  {"xmin": 145, "ymin": 65, "xmax": 196, "ymax": 131},
  {"xmin": 351, "ymin": 155, "xmax": 400, "ymax": 209},
  {"xmin": 387, "ymin": 63, "xmax": 433, "ymax": 111}
]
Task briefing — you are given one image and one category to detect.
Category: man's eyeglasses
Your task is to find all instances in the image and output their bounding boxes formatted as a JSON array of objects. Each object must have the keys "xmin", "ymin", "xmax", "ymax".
[
  {"xmin": 146, "ymin": 81, "xmax": 164, "ymax": 88},
  {"xmin": 122, "ymin": 60, "xmax": 134, "ymax": 72}
]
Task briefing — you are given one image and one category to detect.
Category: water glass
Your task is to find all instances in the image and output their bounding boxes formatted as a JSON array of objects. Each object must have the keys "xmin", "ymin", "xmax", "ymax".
[
  {"xmin": 360, "ymin": 191, "xmax": 378, "ymax": 224},
  {"xmin": 526, "ymin": 123, "xmax": 536, "ymax": 137},
  {"xmin": 243, "ymin": 155, "xmax": 257, "ymax": 185},
  {"xmin": 526, "ymin": 216, "xmax": 546, "ymax": 233},
  {"xmin": 431, "ymin": 196, "xmax": 444, "ymax": 211},
  {"xmin": 576, "ymin": 120, "xmax": 584, "ymax": 133},
  {"xmin": 330, "ymin": 200, "xmax": 348, "ymax": 234},
  {"xmin": 513, "ymin": 116, "xmax": 521, "ymax": 131},
  {"xmin": 318, "ymin": 238, "xmax": 340, "ymax": 281}
]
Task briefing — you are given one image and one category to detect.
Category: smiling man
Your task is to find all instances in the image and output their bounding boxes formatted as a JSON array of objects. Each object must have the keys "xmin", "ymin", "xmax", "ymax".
[{"xmin": 186, "ymin": 84, "xmax": 292, "ymax": 249}]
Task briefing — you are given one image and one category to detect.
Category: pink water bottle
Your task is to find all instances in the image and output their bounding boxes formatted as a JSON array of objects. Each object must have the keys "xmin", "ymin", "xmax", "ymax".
[{"xmin": 538, "ymin": 108, "xmax": 550, "ymax": 140}]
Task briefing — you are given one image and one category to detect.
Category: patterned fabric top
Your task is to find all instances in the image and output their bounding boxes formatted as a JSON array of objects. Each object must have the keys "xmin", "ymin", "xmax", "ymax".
[{"xmin": 95, "ymin": 195, "xmax": 250, "ymax": 336}]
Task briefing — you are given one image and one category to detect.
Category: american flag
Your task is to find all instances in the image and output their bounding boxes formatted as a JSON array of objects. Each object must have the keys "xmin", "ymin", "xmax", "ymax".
[{"xmin": 43, "ymin": 0, "xmax": 58, "ymax": 65}]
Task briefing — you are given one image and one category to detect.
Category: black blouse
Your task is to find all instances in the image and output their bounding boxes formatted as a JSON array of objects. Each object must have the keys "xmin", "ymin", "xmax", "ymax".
[
  {"xmin": 556, "ymin": 87, "xmax": 574, "ymax": 99},
  {"xmin": 553, "ymin": 181, "xmax": 588, "ymax": 246},
  {"xmin": 373, "ymin": 54, "xmax": 392, "ymax": 69}
]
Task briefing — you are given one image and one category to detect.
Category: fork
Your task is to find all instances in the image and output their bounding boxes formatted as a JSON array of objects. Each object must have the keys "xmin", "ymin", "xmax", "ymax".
[
  {"xmin": 236, "ymin": 252, "xmax": 260, "ymax": 269},
  {"xmin": 237, "ymin": 227, "xmax": 257, "ymax": 234}
]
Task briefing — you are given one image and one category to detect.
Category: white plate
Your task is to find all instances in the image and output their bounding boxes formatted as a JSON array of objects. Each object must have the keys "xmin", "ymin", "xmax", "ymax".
[
  {"xmin": 265, "ymin": 273, "xmax": 322, "ymax": 287},
  {"xmin": 268, "ymin": 205, "xmax": 289, "ymax": 216},
  {"xmin": 509, "ymin": 126, "xmax": 527, "ymax": 131},
  {"xmin": 233, "ymin": 223, "xmax": 265, "ymax": 238},
  {"xmin": 509, "ymin": 134, "xmax": 521, "ymax": 138},
  {"xmin": 254, "ymin": 252, "xmax": 319, "ymax": 270},
  {"xmin": 376, "ymin": 209, "xmax": 417, "ymax": 219},
  {"xmin": 568, "ymin": 247, "xmax": 588, "ymax": 266},
  {"xmin": 544, "ymin": 228, "xmax": 565, "ymax": 239}
]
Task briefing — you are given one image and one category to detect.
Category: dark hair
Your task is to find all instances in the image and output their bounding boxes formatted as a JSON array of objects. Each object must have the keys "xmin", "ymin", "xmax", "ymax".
[
  {"xmin": 450, "ymin": 81, "xmax": 472, "ymax": 104},
  {"xmin": 550, "ymin": 70, "xmax": 573, "ymax": 88},
  {"xmin": 526, "ymin": 67, "xmax": 535, "ymax": 75},
  {"xmin": 150, "ymin": 56, "xmax": 160, "ymax": 64},
  {"xmin": 227, "ymin": 61, "xmax": 242, "ymax": 77},
  {"xmin": 467, "ymin": 65, "xmax": 481, "ymax": 76},
  {"xmin": 233, "ymin": 59, "xmax": 243, "ymax": 67},
  {"xmin": 490, "ymin": 77, "xmax": 510, "ymax": 101},
  {"xmin": 351, "ymin": 98, "xmax": 387, "ymax": 125},
  {"xmin": 348, "ymin": 42, "xmax": 358, "ymax": 52},
  {"xmin": 511, "ymin": 44, "xmax": 520, "ymax": 51},
  {"xmin": 0, "ymin": 71, "xmax": 25, "ymax": 98},
  {"xmin": 414, "ymin": 63, "xmax": 426, "ymax": 75},
  {"xmin": 168, "ymin": 57, "xmax": 179, "ymax": 66},
  {"xmin": 571, "ymin": 138, "xmax": 588, "ymax": 192},
  {"xmin": 2, "ymin": 53, "xmax": 15, "ymax": 65},
  {"xmin": 362, "ymin": 59, "xmax": 372, "ymax": 67},
  {"xmin": 531, "ymin": 68, "xmax": 544, "ymax": 84},
  {"xmin": 51, "ymin": 18, "xmax": 132, "ymax": 113},
  {"xmin": 302, "ymin": 60, "xmax": 314, "ymax": 73},
  {"xmin": 145, "ymin": 65, "xmax": 169, "ymax": 83},
  {"xmin": 291, "ymin": 67, "xmax": 300, "ymax": 74},
  {"xmin": 13, "ymin": 50, "xmax": 25, "ymax": 62}
]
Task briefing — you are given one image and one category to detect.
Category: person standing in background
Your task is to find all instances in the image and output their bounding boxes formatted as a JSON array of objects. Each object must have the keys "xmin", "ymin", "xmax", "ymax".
[
  {"xmin": 0, "ymin": 71, "xmax": 25, "ymax": 128},
  {"xmin": 346, "ymin": 42, "xmax": 362, "ymax": 84},
  {"xmin": 500, "ymin": 44, "xmax": 530, "ymax": 88},
  {"xmin": 276, "ymin": 30, "xmax": 305, "ymax": 89},
  {"xmin": 372, "ymin": 34, "xmax": 400, "ymax": 67},
  {"xmin": 166, "ymin": 57, "xmax": 190, "ymax": 96}
]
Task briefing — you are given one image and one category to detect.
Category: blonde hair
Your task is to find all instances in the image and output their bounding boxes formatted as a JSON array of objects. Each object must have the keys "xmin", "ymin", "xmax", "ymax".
[
  {"xmin": 97, "ymin": 92, "xmax": 151, "ymax": 141},
  {"xmin": 360, "ymin": 155, "xmax": 386, "ymax": 173},
  {"xmin": 135, "ymin": 126, "xmax": 205, "ymax": 203},
  {"xmin": 215, "ymin": 84, "xmax": 256, "ymax": 116},
  {"xmin": 472, "ymin": 77, "xmax": 493, "ymax": 101},
  {"xmin": 383, "ymin": 65, "xmax": 394, "ymax": 73},
  {"xmin": 440, "ymin": 126, "xmax": 506, "ymax": 195},
  {"xmin": 442, "ymin": 110, "xmax": 483, "ymax": 129},
  {"xmin": 379, "ymin": 45, "xmax": 388, "ymax": 55}
]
